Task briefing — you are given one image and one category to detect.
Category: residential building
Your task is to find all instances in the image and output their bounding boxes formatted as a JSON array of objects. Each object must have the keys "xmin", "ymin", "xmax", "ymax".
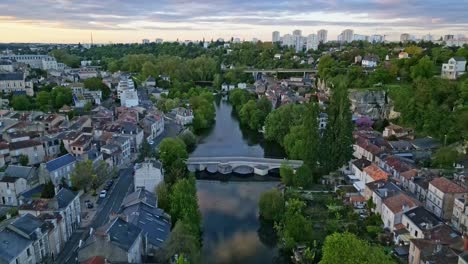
[
  {"xmin": 19, "ymin": 188, "xmax": 81, "ymax": 242},
  {"xmin": 1, "ymin": 55, "xmax": 58, "ymax": 70},
  {"xmin": 341, "ymin": 29, "xmax": 354, "ymax": 43},
  {"xmin": 317, "ymin": 29, "xmax": 328, "ymax": 43},
  {"xmin": 383, "ymin": 124, "xmax": 414, "ymax": 139},
  {"xmin": 408, "ymin": 238, "xmax": 462, "ymax": 264},
  {"xmin": 9, "ymin": 139, "xmax": 45, "ymax": 165},
  {"xmin": 5, "ymin": 165, "xmax": 38, "ymax": 187},
  {"xmin": 121, "ymin": 89, "xmax": 139, "ymax": 108},
  {"xmin": 401, "ymin": 207, "xmax": 443, "ymax": 240},
  {"xmin": 451, "ymin": 197, "xmax": 467, "ymax": 233},
  {"xmin": 134, "ymin": 161, "xmax": 163, "ymax": 192},
  {"xmin": 0, "ymin": 60, "xmax": 14, "ymax": 72},
  {"xmin": 112, "ymin": 135, "xmax": 131, "ymax": 163},
  {"xmin": 40, "ymin": 154, "xmax": 77, "ymax": 186},
  {"xmin": 399, "ymin": 52, "xmax": 409, "ymax": 59},
  {"xmin": 306, "ymin": 34, "xmax": 318, "ymax": 51},
  {"xmin": 175, "ymin": 107, "xmax": 194, "ymax": 126},
  {"xmin": 0, "ymin": 228, "xmax": 37, "ymax": 264},
  {"xmin": 353, "ymin": 34, "xmax": 368, "ymax": 41},
  {"xmin": 78, "ymin": 217, "xmax": 143, "ymax": 264},
  {"xmin": 144, "ymin": 76, "xmax": 156, "ymax": 88},
  {"xmin": 361, "ymin": 55, "xmax": 379, "ymax": 68},
  {"xmin": 7, "ymin": 214, "xmax": 51, "ymax": 262},
  {"xmin": 120, "ymin": 189, "xmax": 171, "ymax": 257},
  {"xmin": 369, "ymin": 34, "xmax": 384, "ymax": 43},
  {"xmin": 400, "ymin": 33, "xmax": 411, "ymax": 43},
  {"xmin": 142, "ymin": 39, "xmax": 150, "ymax": 44},
  {"xmin": 381, "ymin": 193, "xmax": 420, "ymax": 232},
  {"xmin": 365, "ymin": 180, "xmax": 402, "ymax": 215},
  {"xmin": 0, "ymin": 176, "xmax": 28, "ymax": 205},
  {"xmin": 362, "ymin": 164, "xmax": 390, "ymax": 184},
  {"xmin": 140, "ymin": 113, "xmax": 164, "ymax": 142},
  {"xmin": 442, "ymin": 57, "xmax": 467, "ymax": 80},
  {"xmin": 0, "ymin": 72, "xmax": 34, "ymax": 96},
  {"xmin": 425, "ymin": 177, "xmax": 467, "ymax": 221},
  {"xmin": 117, "ymin": 77, "xmax": 135, "ymax": 99},
  {"xmin": 272, "ymin": 31, "xmax": 280, "ymax": 43}
]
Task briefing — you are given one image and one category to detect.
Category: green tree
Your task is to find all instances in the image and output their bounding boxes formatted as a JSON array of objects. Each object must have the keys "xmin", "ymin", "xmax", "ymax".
[
  {"xmin": 321, "ymin": 78, "xmax": 354, "ymax": 174},
  {"xmin": 320, "ymin": 232, "xmax": 395, "ymax": 264},
  {"xmin": 18, "ymin": 154, "xmax": 29, "ymax": 166},
  {"xmin": 264, "ymin": 104, "xmax": 306, "ymax": 146},
  {"xmin": 432, "ymin": 147, "xmax": 459, "ymax": 168},
  {"xmin": 258, "ymin": 189, "xmax": 285, "ymax": 222},
  {"xmin": 36, "ymin": 91, "xmax": 52, "ymax": 111},
  {"xmin": 163, "ymin": 221, "xmax": 201, "ymax": 264},
  {"xmin": 159, "ymin": 138, "xmax": 188, "ymax": 170},
  {"xmin": 70, "ymin": 160, "xmax": 95, "ymax": 191},
  {"xmin": 318, "ymin": 54, "xmax": 336, "ymax": 80},
  {"xmin": 41, "ymin": 181, "xmax": 55, "ymax": 198},
  {"xmin": 276, "ymin": 199, "xmax": 313, "ymax": 251},
  {"xmin": 170, "ymin": 176, "xmax": 201, "ymax": 237},
  {"xmin": 155, "ymin": 182, "xmax": 171, "ymax": 213},
  {"xmin": 410, "ymin": 55, "xmax": 434, "ymax": 79},
  {"xmin": 11, "ymin": 95, "xmax": 32, "ymax": 110},
  {"xmin": 178, "ymin": 130, "xmax": 197, "ymax": 151},
  {"xmin": 294, "ymin": 165, "xmax": 314, "ymax": 188},
  {"xmin": 280, "ymin": 162, "xmax": 295, "ymax": 186}
]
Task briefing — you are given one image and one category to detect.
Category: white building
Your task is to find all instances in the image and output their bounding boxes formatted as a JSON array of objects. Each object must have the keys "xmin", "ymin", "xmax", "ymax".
[
  {"xmin": 0, "ymin": 72, "xmax": 34, "ymax": 96},
  {"xmin": 272, "ymin": 31, "xmax": 281, "ymax": 43},
  {"xmin": 341, "ymin": 29, "xmax": 354, "ymax": 43},
  {"xmin": 0, "ymin": 60, "xmax": 14, "ymax": 72},
  {"xmin": 142, "ymin": 39, "xmax": 150, "ymax": 44},
  {"xmin": 155, "ymin": 38, "xmax": 163, "ymax": 44},
  {"xmin": 0, "ymin": 176, "xmax": 28, "ymax": 206},
  {"xmin": 120, "ymin": 89, "xmax": 139, "ymax": 108},
  {"xmin": 134, "ymin": 161, "xmax": 163, "ymax": 192},
  {"xmin": 306, "ymin": 34, "xmax": 319, "ymax": 51},
  {"xmin": 441, "ymin": 57, "xmax": 467, "ymax": 80},
  {"xmin": 381, "ymin": 193, "xmax": 419, "ymax": 232},
  {"xmin": 353, "ymin": 34, "xmax": 368, "ymax": 41},
  {"xmin": 1, "ymin": 55, "xmax": 58, "ymax": 70},
  {"xmin": 422, "ymin": 34, "xmax": 433, "ymax": 42},
  {"xmin": 175, "ymin": 107, "xmax": 194, "ymax": 126},
  {"xmin": 117, "ymin": 77, "xmax": 135, "ymax": 99},
  {"xmin": 317, "ymin": 29, "xmax": 328, "ymax": 43},
  {"xmin": 369, "ymin": 35, "xmax": 384, "ymax": 43}
]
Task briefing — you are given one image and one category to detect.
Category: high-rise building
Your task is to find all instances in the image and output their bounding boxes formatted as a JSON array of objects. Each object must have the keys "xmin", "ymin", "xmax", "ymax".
[
  {"xmin": 155, "ymin": 38, "xmax": 163, "ymax": 44},
  {"xmin": 400, "ymin": 33, "xmax": 411, "ymax": 42},
  {"xmin": 317, "ymin": 29, "xmax": 328, "ymax": 43},
  {"xmin": 306, "ymin": 34, "xmax": 318, "ymax": 51},
  {"xmin": 272, "ymin": 31, "xmax": 280, "ymax": 43},
  {"xmin": 282, "ymin": 34, "xmax": 295, "ymax": 47},
  {"xmin": 422, "ymin": 34, "xmax": 433, "ymax": 42},
  {"xmin": 369, "ymin": 35, "xmax": 384, "ymax": 43},
  {"xmin": 444, "ymin": 34, "xmax": 455, "ymax": 41},
  {"xmin": 293, "ymin": 29, "xmax": 302, "ymax": 36},
  {"xmin": 342, "ymin": 29, "xmax": 354, "ymax": 43},
  {"xmin": 353, "ymin": 34, "xmax": 368, "ymax": 41},
  {"xmin": 142, "ymin": 39, "xmax": 150, "ymax": 44}
]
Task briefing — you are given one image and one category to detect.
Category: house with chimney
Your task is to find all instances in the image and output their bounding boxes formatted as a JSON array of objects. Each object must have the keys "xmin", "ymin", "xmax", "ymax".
[
  {"xmin": 381, "ymin": 193, "xmax": 420, "ymax": 232},
  {"xmin": 425, "ymin": 177, "xmax": 467, "ymax": 221}
]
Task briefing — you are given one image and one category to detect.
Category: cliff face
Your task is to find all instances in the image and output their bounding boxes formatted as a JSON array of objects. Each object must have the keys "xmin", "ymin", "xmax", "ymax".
[{"xmin": 349, "ymin": 90, "xmax": 400, "ymax": 120}]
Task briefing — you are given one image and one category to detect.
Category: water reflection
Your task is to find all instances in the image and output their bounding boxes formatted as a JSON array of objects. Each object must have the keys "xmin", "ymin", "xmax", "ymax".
[
  {"xmin": 191, "ymin": 96, "xmax": 284, "ymax": 158},
  {"xmin": 197, "ymin": 180, "xmax": 280, "ymax": 264}
]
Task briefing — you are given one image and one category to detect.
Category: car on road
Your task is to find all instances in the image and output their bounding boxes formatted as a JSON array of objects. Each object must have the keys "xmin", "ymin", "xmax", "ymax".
[
  {"xmin": 99, "ymin": 190, "xmax": 107, "ymax": 198},
  {"xmin": 149, "ymin": 140, "xmax": 154, "ymax": 145}
]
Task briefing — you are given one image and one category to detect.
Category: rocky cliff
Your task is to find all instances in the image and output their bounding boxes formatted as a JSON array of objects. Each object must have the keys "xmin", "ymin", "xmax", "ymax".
[{"xmin": 348, "ymin": 90, "xmax": 400, "ymax": 120}]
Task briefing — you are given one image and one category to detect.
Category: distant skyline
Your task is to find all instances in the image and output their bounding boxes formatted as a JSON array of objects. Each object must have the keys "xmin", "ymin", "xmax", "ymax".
[{"xmin": 1, "ymin": 0, "xmax": 468, "ymax": 44}]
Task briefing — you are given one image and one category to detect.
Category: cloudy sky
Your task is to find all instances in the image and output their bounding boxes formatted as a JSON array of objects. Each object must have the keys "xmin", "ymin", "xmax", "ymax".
[{"xmin": 1, "ymin": 0, "xmax": 467, "ymax": 43}]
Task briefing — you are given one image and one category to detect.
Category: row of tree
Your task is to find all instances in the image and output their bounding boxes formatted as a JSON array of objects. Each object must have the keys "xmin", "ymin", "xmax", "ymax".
[
  {"xmin": 156, "ymin": 138, "xmax": 202, "ymax": 263},
  {"xmin": 229, "ymin": 89, "xmax": 272, "ymax": 131}
]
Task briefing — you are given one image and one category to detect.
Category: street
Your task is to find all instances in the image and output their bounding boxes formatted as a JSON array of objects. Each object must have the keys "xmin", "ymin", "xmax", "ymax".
[{"xmin": 54, "ymin": 168, "xmax": 134, "ymax": 264}]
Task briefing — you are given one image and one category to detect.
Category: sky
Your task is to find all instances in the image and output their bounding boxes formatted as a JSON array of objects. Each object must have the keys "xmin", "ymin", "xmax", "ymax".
[{"xmin": 1, "ymin": 0, "xmax": 468, "ymax": 44}]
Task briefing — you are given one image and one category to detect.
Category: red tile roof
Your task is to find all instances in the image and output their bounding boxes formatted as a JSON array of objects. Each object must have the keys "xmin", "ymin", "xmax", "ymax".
[
  {"xmin": 430, "ymin": 177, "xmax": 467, "ymax": 193},
  {"xmin": 364, "ymin": 164, "xmax": 390, "ymax": 181},
  {"xmin": 400, "ymin": 169, "xmax": 418, "ymax": 180},
  {"xmin": 383, "ymin": 193, "xmax": 419, "ymax": 213}
]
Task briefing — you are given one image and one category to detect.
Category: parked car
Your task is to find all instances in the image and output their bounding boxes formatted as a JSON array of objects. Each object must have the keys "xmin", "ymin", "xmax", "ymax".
[{"xmin": 99, "ymin": 190, "xmax": 107, "ymax": 198}]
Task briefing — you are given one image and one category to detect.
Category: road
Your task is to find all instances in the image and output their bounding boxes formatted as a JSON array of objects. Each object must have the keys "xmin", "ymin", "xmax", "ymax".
[{"xmin": 54, "ymin": 168, "xmax": 134, "ymax": 264}]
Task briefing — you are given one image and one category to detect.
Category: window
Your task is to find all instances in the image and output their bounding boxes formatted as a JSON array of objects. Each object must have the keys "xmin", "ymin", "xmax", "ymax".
[
  {"xmin": 27, "ymin": 248, "xmax": 31, "ymax": 257},
  {"xmin": 414, "ymin": 230, "xmax": 418, "ymax": 237}
]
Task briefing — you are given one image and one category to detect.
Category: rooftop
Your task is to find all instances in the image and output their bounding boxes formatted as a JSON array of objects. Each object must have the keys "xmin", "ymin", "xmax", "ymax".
[
  {"xmin": 45, "ymin": 154, "xmax": 76, "ymax": 172},
  {"xmin": 403, "ymin": 206, "xmax": 442, "ymax": 230},
  {"xmin": 55, "ymin": 188, "xmax": 79, "ymax": 209},
  {"xmin": 383, "ymin": 193, "xmax": 419, "ymax": 213},
  {"xmin": 0, "ymin": 229, "xmax": 33, "ymax": 263},
  {"xmin": 104, "ymin": 217, "xmax": 142, "ymax": 251},
  {"xmin": 0, "ymin": 72, "xmax": 23, "ymax": 81},
  {"xmin": 363, "ymin": 164, "xmax": 389, "ymax": 181},
  {"xmin": 430, "ymin": 177, "xmax": 467, "ymax": 193}
]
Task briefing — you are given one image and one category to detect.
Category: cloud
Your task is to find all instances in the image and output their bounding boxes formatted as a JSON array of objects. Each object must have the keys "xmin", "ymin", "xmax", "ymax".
[{"xmin": 0, "ymin": 0, "xmax": 467, "ymax": 41}]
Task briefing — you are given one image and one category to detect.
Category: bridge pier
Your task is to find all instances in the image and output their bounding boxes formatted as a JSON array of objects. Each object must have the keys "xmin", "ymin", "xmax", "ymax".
[
  {"xmin": 254, "ymin": 165, "xmax": 269, "ymax": 176},
  {"xmin": 218, "ymin": 163, "xmax": 233, "ymax": 174}
]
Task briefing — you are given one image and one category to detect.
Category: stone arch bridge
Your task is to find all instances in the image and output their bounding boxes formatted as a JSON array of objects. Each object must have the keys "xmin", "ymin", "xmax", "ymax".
[{"xmin": 186, "ymin": 156, "xmax": 303, "ymax": 175}]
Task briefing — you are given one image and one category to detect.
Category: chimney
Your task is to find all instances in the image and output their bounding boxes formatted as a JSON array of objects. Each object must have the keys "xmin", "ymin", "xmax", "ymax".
[
  {"xmin": 434, "ymin": 240, "xmax": 442, "ymax": 254},
  {"xmin": 464, "ymin": 234, "xmax": 468, "ymax": 251}
]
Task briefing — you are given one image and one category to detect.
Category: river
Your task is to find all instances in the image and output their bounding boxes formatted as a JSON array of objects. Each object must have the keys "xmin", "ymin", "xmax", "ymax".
[{"xmin": 191, "ymin": 96, "xmax": 287, "ymax": 264}]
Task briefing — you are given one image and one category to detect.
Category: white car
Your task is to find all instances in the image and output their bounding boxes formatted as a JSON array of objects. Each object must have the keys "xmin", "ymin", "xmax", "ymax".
[{"xmin": 99, "ymin": 190, "xmax": 107, "ymax": 198}]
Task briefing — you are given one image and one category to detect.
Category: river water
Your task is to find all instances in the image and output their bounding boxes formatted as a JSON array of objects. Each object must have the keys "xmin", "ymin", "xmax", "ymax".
[{"xmin": 191, "ymin": 96, "xmax": 287, "ymax": 264}]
